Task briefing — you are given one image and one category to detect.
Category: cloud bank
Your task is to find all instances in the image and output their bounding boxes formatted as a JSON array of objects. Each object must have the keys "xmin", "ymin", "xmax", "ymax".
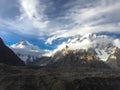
[{"xmin": 0, "ymin": 0, "xmax": 120, "ymax": 45}]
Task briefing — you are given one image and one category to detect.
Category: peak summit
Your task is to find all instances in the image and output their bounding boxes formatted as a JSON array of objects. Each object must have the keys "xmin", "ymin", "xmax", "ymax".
[
  {"xmin": 10, "ymin": 40, "xmax": 45, "ymax": 63},
  {"xmin": 11, "ymin": 40, "xmax": 40, "ymax": 50},
  {"xmin": 15, "ymin": 40, "xmax": 32, "ymax": 47},
  {"xmin": 18, "ymin": 40, "xmax": 29, "ymax": 45}
]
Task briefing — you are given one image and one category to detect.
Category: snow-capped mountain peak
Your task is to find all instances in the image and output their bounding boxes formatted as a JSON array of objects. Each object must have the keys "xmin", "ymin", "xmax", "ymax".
[
  {"xmin": 11, "ymin": 40, "xmax": 40, "ymax": 51},
  {"xmin": 16, "ymin": 40, "xmax": 31, "ymax": 46},
  {"xmin": 52, "ymin": 33, "xmax": 120, "ymax": 61},
  {"xmin": 56, "ymin": 33, "xmax": 113, "ymax": 51},
  {"xmin": 10, "ymin": 40, "xmax": 45, "ymax": 64}
]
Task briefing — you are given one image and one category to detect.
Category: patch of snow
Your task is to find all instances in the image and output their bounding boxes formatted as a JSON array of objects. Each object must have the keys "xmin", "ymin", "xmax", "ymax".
[
  {"xmin": 95, "ymin": 49, "xmax": 110, "ymax": 61},
  {"xmin": 10, "ymin": 40, "xmax": 46, "ymax": 63},
  {"xmin": 113, "ymin": 39, "xmax": 120, "ymax": 48}
]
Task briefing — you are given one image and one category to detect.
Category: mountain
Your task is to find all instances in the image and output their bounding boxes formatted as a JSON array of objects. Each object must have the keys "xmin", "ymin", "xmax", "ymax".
[
  {"xmin": 8, "ymin": 33, "xmax": 120, "ymax": 68},
  {"xmin": 10, "ymin": 40, "xmax": 45, "ymax": 64},
  {"xmin": 46, "ymin": 48, "xmax": 110, "ymax": 69},
  {"xmin": 0, "ymin": 38, "xmax": 25, "ymax": 66},
  {"xmin": 53, "ymin": 33, "xmax": 120, "ymax": 61},
  {"xmin": 11, "ymin": 40, "xmax": 40, "ymax": 50},
  {"xmin": 106, "ymin": 47, "xmax": 120, "ymax": 69},
  {"xmin": 34, "ymin": 33, "xmax": 120, "ymax": 68}
]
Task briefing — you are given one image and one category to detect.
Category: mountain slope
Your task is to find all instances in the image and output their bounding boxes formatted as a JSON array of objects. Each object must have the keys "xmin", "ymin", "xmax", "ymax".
[
  {"xmin": 46, "ymin": 48, "xmax": 110, "ymax": 69},
  {"xmin": 106, "ymin": 47, "xmax": 120, "ymax": 69},
  {"xmin": 10, "ymin": 41, "xmax": 45, "ymax": 64},
  {"xmin": 32, "ymin": 33, "xmax": 120, "ymax": 68},
  {"xmin": 0, "ymin": 38, "xmax": 25, "ymax": 66},
  {"xmin": 53, "ymin": 33, "xmax": 120, "ymax": 61}
]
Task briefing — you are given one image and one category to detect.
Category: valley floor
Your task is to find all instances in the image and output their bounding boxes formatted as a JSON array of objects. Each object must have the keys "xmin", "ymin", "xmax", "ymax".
[{"xmin": 0, "ymin": 64, "xmax": 120, "ymax": 90}]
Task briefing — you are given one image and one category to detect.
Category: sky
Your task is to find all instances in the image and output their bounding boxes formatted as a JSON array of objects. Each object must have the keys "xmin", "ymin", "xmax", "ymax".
[{"xmin": 0, "ymin": 0, "xmax": 120, "ymax": 50}]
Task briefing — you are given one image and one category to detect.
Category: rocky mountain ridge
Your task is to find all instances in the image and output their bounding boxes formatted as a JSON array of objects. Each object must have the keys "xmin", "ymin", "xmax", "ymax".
[
  {"xmin": 31, "ymin": 33, "xmax": 120, "ymax": 69},
  {"xmin": 0, "ymin": 38, "xmax": 25, "ymax": 66}
]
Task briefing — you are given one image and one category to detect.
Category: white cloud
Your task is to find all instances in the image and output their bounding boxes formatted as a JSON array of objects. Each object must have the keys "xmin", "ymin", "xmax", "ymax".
[
  {"xmin": 19, "ymin": 0, "xmax": 49, "ymax": 29},
  {"xmin": 0, "ymin": 0, "xmax": 50, "ymax": 37},
  {"xmin": 46, "ymin": 23, "xmax": 120, "ymax": 44},
  {"xmin": 67, "ymin": 0, "xmax": 120, "ymax": 25},
  {"xmin": 46, "ymin": 0, "xmax": 120, "ymax": 44},
  {"xmin": 1, "ymin": 0, "xmax": 120, "ymax": 46},
  {"xmin": 0, "ymin": 18, "xmax": 36, "ymax": 35}
]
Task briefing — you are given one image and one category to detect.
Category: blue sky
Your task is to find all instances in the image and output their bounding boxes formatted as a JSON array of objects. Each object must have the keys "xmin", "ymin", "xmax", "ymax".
[{"xmin": 0, "ymin": 0, "xmax": 120, "ymax": 50}]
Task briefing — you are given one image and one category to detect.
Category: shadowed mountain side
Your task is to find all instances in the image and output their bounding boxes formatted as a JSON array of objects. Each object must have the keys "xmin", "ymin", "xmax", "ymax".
[
  {"xmin": 107, "ymin": 47, "xmax": 120, "ymax": 69},
  {"xmin": 29, "ymin": 56, "xmax": 52, "ymax": 66},
  {"xmin": 0, "ymin": 38, "xmax": 25, "ymax": 66}
]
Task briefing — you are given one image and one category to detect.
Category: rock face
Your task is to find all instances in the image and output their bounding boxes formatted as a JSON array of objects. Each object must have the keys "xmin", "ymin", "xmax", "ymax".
[
  {"xmin": 32, "ymin": 47, "xmax": 110, "ymax": 69},
  {"xmin": 0, "ymin": 38, "xmax": 25, "ymax": 66},
  {"xmin": 36, "ymin": 48, "xmax": 110, "ymax": 69},
  {"xmin": 107, "ymin": 47, "xmax": 120, "ymax": 69}
]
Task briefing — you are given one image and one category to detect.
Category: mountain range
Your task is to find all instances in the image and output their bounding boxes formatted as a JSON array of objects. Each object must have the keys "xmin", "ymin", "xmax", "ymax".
[
  {"xmin": 1, "ymin": 36, "xmax": 120, "ymax": 90},
  {"xmin": 3, "ymin": 33, "xmax": 120, "ymax": 69},
  {"xmin": 31, "ymin": 33, "xmax": 120, "ymax": 69},
  {"xmin": 53, "ymin": 33, "xmax": 117, "ymax": 60}
]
